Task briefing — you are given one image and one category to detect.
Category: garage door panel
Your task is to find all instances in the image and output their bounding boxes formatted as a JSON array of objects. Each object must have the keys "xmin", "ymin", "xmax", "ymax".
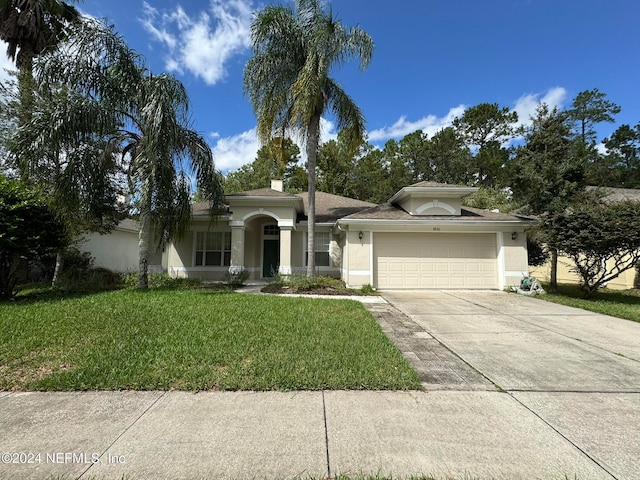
[
  {"xmin": 388, "ymin": 262, "xmax": 404, "ymax": 272},
  {"xmin": 481, "ymin": 263, "xmax": 495, "ymax": 273},
  {"xmin": 465, "ymin": 263, "xmax": 481, "ymax": 273},
  {"xmin": 419, "ymin": 262, "xmax": 434, "ymax": 273},
  {"xmin": 404, "ymin": 263, "xmax": 420, "ymax": 273},
  {"xmin": 374, "ymin": 233, "xmax": 498, "ymax": 289},
  {"xmin": 450, "ymin": 262, "xmax": 466, "ymax": 273}
]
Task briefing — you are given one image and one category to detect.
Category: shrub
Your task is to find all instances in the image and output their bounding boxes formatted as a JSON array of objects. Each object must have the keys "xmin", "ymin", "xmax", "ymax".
[
  {"xmin": 544, "ymin": 195, "xmax": 640, "ymax": 297},
  {"xmin": 0, "ymin": 177, "xmax": 68, "ymax": 298},
  {"xmin": 54, "ymin": 248, "xmax": 123, "ymax": 292},
  {"xmin": 360, "ymin": 283, "xmax": 375, "ymax": 294},
  {"xmin": 527, "ymin": 230, "xmax": 549, "ymax": 267},
  {"xmin": 223, "ymin": 268, "xmax": 250, "ymax": 288},
  {"xmin": 123, "ymin": 272, "xmax": 202, "ymax": 290},
  {"xmin": 272, "ymin": 274, "xmax": 347, "ymax": 292}
]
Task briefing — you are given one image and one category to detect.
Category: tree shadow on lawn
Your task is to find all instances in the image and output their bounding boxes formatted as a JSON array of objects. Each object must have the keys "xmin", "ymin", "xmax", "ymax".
[
  {"xmin": 6, "ymin": 283, "xmax": 116, "ymax": 305},
  {"xmin": 551, "ymin": 283, "xmax": 640, "ymax": 305},
  {"xmin": 6, "ymin": 282, "xmax": 235, "ymax": 305}
]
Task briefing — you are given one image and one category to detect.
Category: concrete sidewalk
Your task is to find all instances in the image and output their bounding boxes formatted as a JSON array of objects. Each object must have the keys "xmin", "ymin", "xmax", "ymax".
[
  {"xmin": 0, "ymin": 390, "xmax": 627, "ymax": 480},
  {"xmin": 1, "ymin": 290, "xmax": 639, "ymax": 480}
]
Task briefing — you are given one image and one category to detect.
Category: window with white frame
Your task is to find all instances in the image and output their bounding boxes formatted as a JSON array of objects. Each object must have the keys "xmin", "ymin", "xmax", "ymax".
[
  {"xmin": 195, "ymin": 231, "xmax": 231, "ymax": 267},
  {"xmin": 305, "ymin": 231, "xmax": 331, "ymax": 267},
  {"xmin": 263, "ymin": 224, "xmax": 280, "ymax": 236}
]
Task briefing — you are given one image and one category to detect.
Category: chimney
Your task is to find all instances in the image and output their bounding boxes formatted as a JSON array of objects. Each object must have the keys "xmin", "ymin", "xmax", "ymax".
[{"xmin": 270, "ymin": 179, "xmax": 283, "ymax": 192}]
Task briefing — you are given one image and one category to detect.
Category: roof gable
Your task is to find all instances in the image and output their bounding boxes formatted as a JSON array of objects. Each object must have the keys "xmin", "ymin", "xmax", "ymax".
[
  {"xmin": 339, "ymin": 202, "xmax": 535, "ymax": 223},
  {"xmin": 389, "ymin": 182, "xmax": 478, "ymax": 216}
]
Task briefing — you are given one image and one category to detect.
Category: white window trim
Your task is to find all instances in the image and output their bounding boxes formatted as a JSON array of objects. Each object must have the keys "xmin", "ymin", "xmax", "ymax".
[
  {"xmin": 304, "ymin": 230, "xmax": 332, "ymax": 268},
  {"xmin": 193, "ymin": 231, "xmax": 232, "ymax": 267}
]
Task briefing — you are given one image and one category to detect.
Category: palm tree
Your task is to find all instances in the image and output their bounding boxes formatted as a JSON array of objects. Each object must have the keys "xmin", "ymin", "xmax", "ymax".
[
  {"xmin": 123, "ymin": 72, "xmax": 223, "ymax": 289},
  {"xmin": 17, "ymin": 19, "xmax": 224, "ymax": 289},
  {"xmin": 243, "ymin": 0, "xmax": 373, "ymax": 276},
  {"xmin": 0, "ymin": 0, "xmax": 80, "ymax": 126}
]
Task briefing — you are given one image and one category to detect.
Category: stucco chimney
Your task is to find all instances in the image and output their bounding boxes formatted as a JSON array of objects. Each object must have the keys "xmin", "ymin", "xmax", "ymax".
[{"xmin": 270, "ymin": 179, "xmax": 283, "ymax": 192}]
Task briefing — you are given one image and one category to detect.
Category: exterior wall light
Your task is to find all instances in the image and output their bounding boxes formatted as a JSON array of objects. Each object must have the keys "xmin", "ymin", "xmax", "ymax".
[
  {"xmin": 511, "ymin": 232, "xmax": 518, "ymax": 240},
  {"xmin": 358, "ymin": 231, "xmax": 364, "ymax": 240}
]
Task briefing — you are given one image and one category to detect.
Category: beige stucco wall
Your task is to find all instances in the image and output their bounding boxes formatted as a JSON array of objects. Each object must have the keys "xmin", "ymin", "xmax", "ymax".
[
  {"xmin": 169, "ymin": 230, "xmax": 194, "ymax": 268},
  {"xmin": 342, "ymin": 229, "xmax": 372, "ymax": 288},
  {"xmin": 530, "ymin": 254, "xmax": 637, "ymax": 290},
  {"xmin": 291, "ymin": 230, "xmax": 304, "ymax": 269},
  {"xmin": 79, "ymin": 229, "xmax": 139, "ymax": 273},
  {"xmin": 499, "ymin": 231, "xmax": 530, "ymax": 288}
]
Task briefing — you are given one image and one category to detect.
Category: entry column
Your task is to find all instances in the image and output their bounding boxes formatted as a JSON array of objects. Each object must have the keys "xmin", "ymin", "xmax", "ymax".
[
  {"xmin": 229, "ymin": 222, "xmax": 245, "ymax": 273},
  {"xmin": 278, "ymin": 226, "xmax": 293, "ymax": 275}
]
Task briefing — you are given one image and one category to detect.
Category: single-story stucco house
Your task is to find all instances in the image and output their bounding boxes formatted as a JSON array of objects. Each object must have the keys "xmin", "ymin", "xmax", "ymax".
[{"xmin": 81, "ymin": 180, "xmax": 537, "ymax": 290}]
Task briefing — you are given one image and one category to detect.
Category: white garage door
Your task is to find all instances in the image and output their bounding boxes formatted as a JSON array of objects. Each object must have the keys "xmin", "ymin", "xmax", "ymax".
[{"xmin": 374, "ymin": 233, "xmax": 498, "ymax": 289}]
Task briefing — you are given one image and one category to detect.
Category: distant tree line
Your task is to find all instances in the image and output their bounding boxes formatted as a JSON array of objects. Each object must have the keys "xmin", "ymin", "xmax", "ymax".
[{"xmin": 226, "ymin": 89, "xmax": 640, "ymax": 202}]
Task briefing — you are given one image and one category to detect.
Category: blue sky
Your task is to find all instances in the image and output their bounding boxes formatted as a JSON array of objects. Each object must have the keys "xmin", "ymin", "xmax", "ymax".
[{"xmin": 3, "ymin": 0, "xmax": 639, "ymax": 174}]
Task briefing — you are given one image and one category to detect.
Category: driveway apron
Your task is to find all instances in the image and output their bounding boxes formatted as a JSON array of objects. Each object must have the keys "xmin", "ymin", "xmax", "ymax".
[{"xmin": 375, "ymin": 290, "xmax": 640, "ymax": 480}]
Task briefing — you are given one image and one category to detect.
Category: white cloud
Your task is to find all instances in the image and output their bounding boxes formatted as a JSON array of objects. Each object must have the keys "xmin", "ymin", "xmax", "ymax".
[
  {"xmin": 513, "ymin": 86, "xmax": 567, "ymax": 129},
  {"xmin": 141, "ymin": 0, "xmax": 253, "ymax": 85},
  {"xmin": 214, "ymin": 117, "xmax": 339, "ymax": 174},
  {"xmin": 366, "ymin": 87, "xmax": 568, "ymax": 146},
  {"xmin": 211, "ymin": 127, "xmax": 261, "ymax": 172},
  {"xmin": 367, "ymin": 105, "xmax": 466, "ymax": 143}
]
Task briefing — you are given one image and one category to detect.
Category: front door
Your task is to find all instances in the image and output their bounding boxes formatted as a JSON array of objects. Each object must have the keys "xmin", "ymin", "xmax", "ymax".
[{"xmin": 263, "ymin": 239, "xmax": 280, "ymax": 277}]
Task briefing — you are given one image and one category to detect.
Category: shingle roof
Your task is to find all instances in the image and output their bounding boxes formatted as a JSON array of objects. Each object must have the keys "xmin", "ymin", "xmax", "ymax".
[
  {"xmin": 586, "ymin": 186, "xmax": 640, "ymax": 203},
  {"xmin": 190, "ymin": 202, "xmax": 229, "ymax": 216},
  {"xmin": 189, "ymin": 186, "xmax": 537, "ymax": 224},
  {"xmin": 340, "ymin": 203, "xmax": 535, "ymax": 223},
  {"xmin": 116, "ymin": 218, "xmax": 139, "ymax": 232},
  {"xmin": 225, "ymin": 188, "xmax": 300, "ymax": 198},
  {"xmin": 408, "ymin": 181, "xmax": 468, "ymax": 188},
  {"xmin": 296, "ymin": 191, "xmax": 376, "ymax": 223}
]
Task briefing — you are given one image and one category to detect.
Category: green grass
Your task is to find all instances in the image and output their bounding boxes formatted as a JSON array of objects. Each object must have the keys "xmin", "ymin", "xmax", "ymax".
[
  {"xmin": 536, "ymin": 283, "xmax": 640, "ymax": 322},
  {"xmin": 0, "ymin": 289, "xmax": 420, "ymax": 391}
]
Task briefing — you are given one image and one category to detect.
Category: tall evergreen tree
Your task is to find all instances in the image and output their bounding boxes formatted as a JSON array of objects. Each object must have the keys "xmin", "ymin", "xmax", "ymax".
[
  {"xmin": 425, "ymin": 127, "xmax": 472, "ymax": 185},
  {"xmin": 511, "ymin": 104, "xmax": 584, "ymax": 290},
  {"xmin": 566, "ymin": 88, "xmax": 621, "ymax": 186},
  {"xmin": 453, "ymin": 103, "xmax": 518, "ymax": 187},
  {"xmin": 600, "ymin": 123, "xmax": 640, "ymax": 188}
]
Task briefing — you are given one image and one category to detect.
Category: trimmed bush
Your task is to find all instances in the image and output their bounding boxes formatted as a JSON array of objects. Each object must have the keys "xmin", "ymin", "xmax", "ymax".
[
  {"xmin": 223, "ymin": 268, "xmax": 250, "ymax": 288},
  {"xmin": 55, "ymin": 248, "xmax": 122, "ymax": 292},
  {"xmin": 123, "ymin": 272, "xmax": 202, "ymax": 290}
]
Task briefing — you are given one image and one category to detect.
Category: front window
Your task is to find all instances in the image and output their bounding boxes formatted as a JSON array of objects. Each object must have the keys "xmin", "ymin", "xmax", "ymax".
[
  {"xmin": 195, "ymin": 231, "xmax": 231, "ymax": 266},
  {"xmin": 306, "ymin": 231, "xmax": 331, "ymax": 267}
]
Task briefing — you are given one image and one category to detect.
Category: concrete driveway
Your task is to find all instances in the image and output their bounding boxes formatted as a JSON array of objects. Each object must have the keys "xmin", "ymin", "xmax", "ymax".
[{"xmin": 377, "ymin": 290, "xmax": 640, "ymax": 480}]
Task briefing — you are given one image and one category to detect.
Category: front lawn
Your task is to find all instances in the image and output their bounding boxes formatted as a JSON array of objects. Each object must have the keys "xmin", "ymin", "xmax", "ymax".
[
  {"xmin": 0, "ymin": 289, "xmax": 420, "ymax": 391},
  {"xmin": 537, "ymin": 283, "xmax": 640, "ymax": 322}
]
